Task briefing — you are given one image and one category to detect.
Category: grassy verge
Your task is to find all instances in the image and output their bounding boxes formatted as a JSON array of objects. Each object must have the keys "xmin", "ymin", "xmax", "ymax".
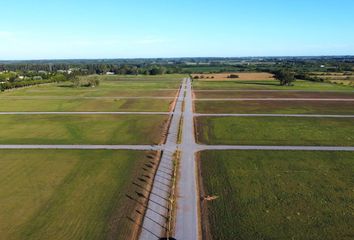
[
  {"xmin": 199, "ymin": 150, "xmax": 354, "ymax": 240},
  {"xmin": 177, "ymin": 117, "xmax": 184, "ymax": 144},
  {"xmin": 0, "ymin": 149, "xmax": 157, "ymax": 240},
  {"xmin": 195, "ymin": 116, "xmax": 354, "ymax": 146},
  {"xmin": 0, "ymin": 115, "xmax": 168, "ymax": 145},
  {"xmin": 166, "ymin": 150, "xmax": 180, "ymax": 237}
]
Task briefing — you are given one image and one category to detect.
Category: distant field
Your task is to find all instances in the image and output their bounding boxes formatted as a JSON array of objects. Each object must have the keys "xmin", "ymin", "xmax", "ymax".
[
  {"xmin": 1, "ymin": 84, "xmax": 179, "ymax": 97},
  {"xmin": 195, "ymin": 100, "xmax": 354, "ymax": 114},
  {"xmin": 310, "ymin": 72, "xmax": 354, "ymax": 86},
  {"xmin": 0, "ymin": 98, "xmax": 173, "ymax": 112},
  {"xmin": 96, "ymin": 74, "xmax": 185, "ymax": 82},
  {"xmin": 195, "ymin": 116, "xmax": 354, "ymax": 146},
  {"xmin": 1, "ymin": 88, "xmax": 178, "ymax": 97},
  {"xmin": 193, "ymin": 80, "xmax": 354, "ymax": 91},
  {"xmin": 194, "ymin": 90, "xmax": 354, "ymax": 99},
  {"xmin": 0, "ymin": 149, "xmax": 156, "ymax": 240},
  {"xmin": 0, "ymin": 114, "xmax": 168, "ymax": 144},
  {"xmin": 0, "ymin": 74, "xmax": 184, "ymax": 98},
  {"xmin": 199, "ymin": 150, "xmax": 354, "ymax": 240},
  {"xmin": 191, "ymin": 72, "xmax": 274, "ymax": 81}
]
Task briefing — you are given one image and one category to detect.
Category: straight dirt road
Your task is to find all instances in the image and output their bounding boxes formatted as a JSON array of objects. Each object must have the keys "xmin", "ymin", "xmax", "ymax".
[
  {"xmin": 175, "ymin": 78, "xmax": 200, "ymax": 240},
  {"xmin": 0, "ymin": 145, "xmax": 162, "ymax": 150},
  {"xmin": 139, "ymin": 79, "xmax": 186, "ymax": 239},
  {"xmin": 195, "ymin": 98, "xmax": 354, "ymax": 101},
  {"xmin": 194, "ymin": 113, "xmax": 354, "ymax": 118},
  {"xmin": 0, "ymin": 112, "xmax": 171, "ymax": 115}
]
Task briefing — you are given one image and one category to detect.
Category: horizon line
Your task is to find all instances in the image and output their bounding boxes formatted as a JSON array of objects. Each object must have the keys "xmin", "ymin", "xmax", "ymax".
[{"xmin": 1, "ymin": 55, "xmax": 354, "ymax": 62}]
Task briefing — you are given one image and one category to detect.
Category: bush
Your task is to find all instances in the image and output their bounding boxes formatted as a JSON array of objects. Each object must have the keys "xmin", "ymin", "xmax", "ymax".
[{"xmin": 227, "ymin": 74, "xmax": 239, "ymax": 79}]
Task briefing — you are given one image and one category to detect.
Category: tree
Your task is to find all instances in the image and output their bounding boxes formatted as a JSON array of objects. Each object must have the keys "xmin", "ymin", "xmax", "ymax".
[
  {"xmin": 274, "ymin": 69, "xmax": 295, "ymax": 86},
  {"xmin": 51, "ymin": 74, "xmax": 67, "ymax": 83},
  {"xmin": 87, "ymin": 76, "xmax": 100, "ymax": 87},
  {"xmin": 149, "ymin": 66, "xmax": 166, "ymax": 75}
]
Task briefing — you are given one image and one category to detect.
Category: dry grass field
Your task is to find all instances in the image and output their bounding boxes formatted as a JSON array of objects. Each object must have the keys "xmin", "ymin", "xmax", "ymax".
[
  {"xmin": 310, "ymin": 72, "xmax": 354, "ymax": 86},
  {"xmin": 191, "ymin": 72, "xmax": 274, "ymax": 81}
]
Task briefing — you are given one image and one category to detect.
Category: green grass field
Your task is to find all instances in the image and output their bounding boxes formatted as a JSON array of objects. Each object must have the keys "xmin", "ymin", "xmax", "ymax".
[
  {"xmin": 0, "ymin": 149, "xmax": 156, "ymax": 240},
  {"xmin": 0, "ymin": 114, "xmax": 168, "ymax": 144},
  {"xmin": 0, "ymin": 75, "xmax": 184, "ymax": 98},
  {"xmin": 193, "ymin": 80, "xmax": 354, "ymax": 91},
  {"xmin": 194, "ymin": 90, "xmax": 354, "ymax": 99},
  {"xmin": 195, "ymin": 100, "xmax": 354, "ymax": 114},
  {"xmin": 196, "ymin": 116, "xmax": 354, "ymax": 146},
  {"xmin": 0, "ymin": 98, "xmax": 173, "ymax": 112},
  {"xmin": 1, "ymin": 88, "xmax": 178, "ymax": 97},
  {"xmin": 199, "ymin": 150, "xmax": 354, "ymax": 240}
]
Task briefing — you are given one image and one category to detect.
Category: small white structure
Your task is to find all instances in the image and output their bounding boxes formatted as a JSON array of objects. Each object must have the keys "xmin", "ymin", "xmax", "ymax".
[{"xmin": 106, "ymin": 72, "xmax": 115, "ymax": 75}]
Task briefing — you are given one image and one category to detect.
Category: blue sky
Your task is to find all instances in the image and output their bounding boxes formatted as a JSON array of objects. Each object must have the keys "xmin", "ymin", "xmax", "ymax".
[{"xmin": 1, "ymin": 0, "xmax": 354, "ymax": 59}]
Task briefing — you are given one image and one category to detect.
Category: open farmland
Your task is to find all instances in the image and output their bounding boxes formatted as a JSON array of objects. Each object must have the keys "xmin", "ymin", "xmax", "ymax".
[
  {"xmin": 193, "ymin": 76, "xmax": 354, "ymax": 240},
  {"xmin": 0, "ymin": 114, "xmax": 168, "ymax": 145},
  {"xmin": 193, "ymin": 79, "xmax": 354, "ymax": 90},
  {"xmin": 0, "ymin": 74, "xmax": 185, "ymax": 240},
  {"xmin": 0, "ymin": 98, "xmax": 173, "ymax": 112},
  {"xmin": 309, "ymin": 72, "xmax": 354, "ymax": 86},
  {"xmin": 195, "ymin": 100, "xmax": 354, "ymax": 114},
  {"xmin": 1, "ymin": 70, "xmax": 353, "ymax": 240},
  {"xmin": 0, "ymin": 149, "xmax": 158, "ymax": 240},
  {"xmin": 191, "ymin": 72, "xmax": 274, "ymax": 81},
  {"xmin": 194, "ymin": 90, "xmax": 354, "ymax": 99},
  {"xmin": 195, "ymin": 116, "xmax": 354, "ymax": 146},
  {"xmin": 1, "ymin": 88, "xmax": 178, "ymax": 97},
  {"xmin": 198, "ymin": 150, "xmax": 354, "ymax": 240}
]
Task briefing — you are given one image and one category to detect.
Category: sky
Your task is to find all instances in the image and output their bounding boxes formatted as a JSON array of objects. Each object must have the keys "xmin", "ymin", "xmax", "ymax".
[{"xmin": 1, "ymin": 0, "xmax": 354, "ymax": 59}]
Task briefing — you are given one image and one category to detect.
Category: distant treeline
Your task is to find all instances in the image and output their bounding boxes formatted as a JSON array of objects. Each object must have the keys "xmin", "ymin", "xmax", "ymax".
[
  {"xmin": 0, "ymin": 73, "xmax": 69, "ymax": 91},
  {"xmin": 1, "ymin": 56, "xmax": 353, "ymax": 75}
]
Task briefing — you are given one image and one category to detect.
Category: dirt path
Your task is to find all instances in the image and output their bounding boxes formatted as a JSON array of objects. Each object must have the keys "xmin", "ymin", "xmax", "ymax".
[
  {"xmin": 0, "ymin": 96, "xmax": 175, "ymax": 100},
  {"xmin": 194, "ymin": 90, "xmax": 354, "ymax": 92},
  {"xmin": 0, "ymin": 145, "xmax": 162, "ymax": 150},
  {"xmin": 194, "ymin": 113, "xmax": 354, "ymax": 118},
  {"xmin": 0, "ymin": 112, "xmax": 171, "ymax": 115},
  {"xmin": 197, "ymin": 145, "xmax": 354, "ymax": 151},
  {"xmin": 195, "ymin": 98, "xmax": 354, "ymax": 101}
]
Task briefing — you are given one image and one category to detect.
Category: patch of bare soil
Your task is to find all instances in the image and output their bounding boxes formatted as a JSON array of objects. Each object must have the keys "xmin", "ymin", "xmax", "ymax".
[{"xmin": 192, "ymin": 72, "xmax": 274, "ymax": 81}]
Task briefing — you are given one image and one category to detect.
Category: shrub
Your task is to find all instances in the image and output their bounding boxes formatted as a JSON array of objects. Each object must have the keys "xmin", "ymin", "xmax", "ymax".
[{"xmin": 227, "ymin": 74, "xmax": 239, "ymax": 79}]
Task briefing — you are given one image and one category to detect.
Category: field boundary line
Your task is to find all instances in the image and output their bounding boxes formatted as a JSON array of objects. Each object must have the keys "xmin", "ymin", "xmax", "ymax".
[
  {"xmin": 0, "ymin": 96, "xmax": 176, "ymax": 100},
  {"xmin": 197, "ymin": 145, "xmax": 354, "ymax": 151},
  {"xmin": 194, "ymin": 90, "xmax": 354, "ymax": 92},
  {"xmin": 0, "ymin": 145, "xmax": 162, "ymax": 150},
  {"xmin": 194, "ymin": 113, "xmax": 354, "ymax": 118},
  {"xmin": 194, "ymin": 98, "xmax": 354, "ymax": 101},
  {"xmin": 0, "ymin": 112, "xmax": 172, "ymax": 115}
]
